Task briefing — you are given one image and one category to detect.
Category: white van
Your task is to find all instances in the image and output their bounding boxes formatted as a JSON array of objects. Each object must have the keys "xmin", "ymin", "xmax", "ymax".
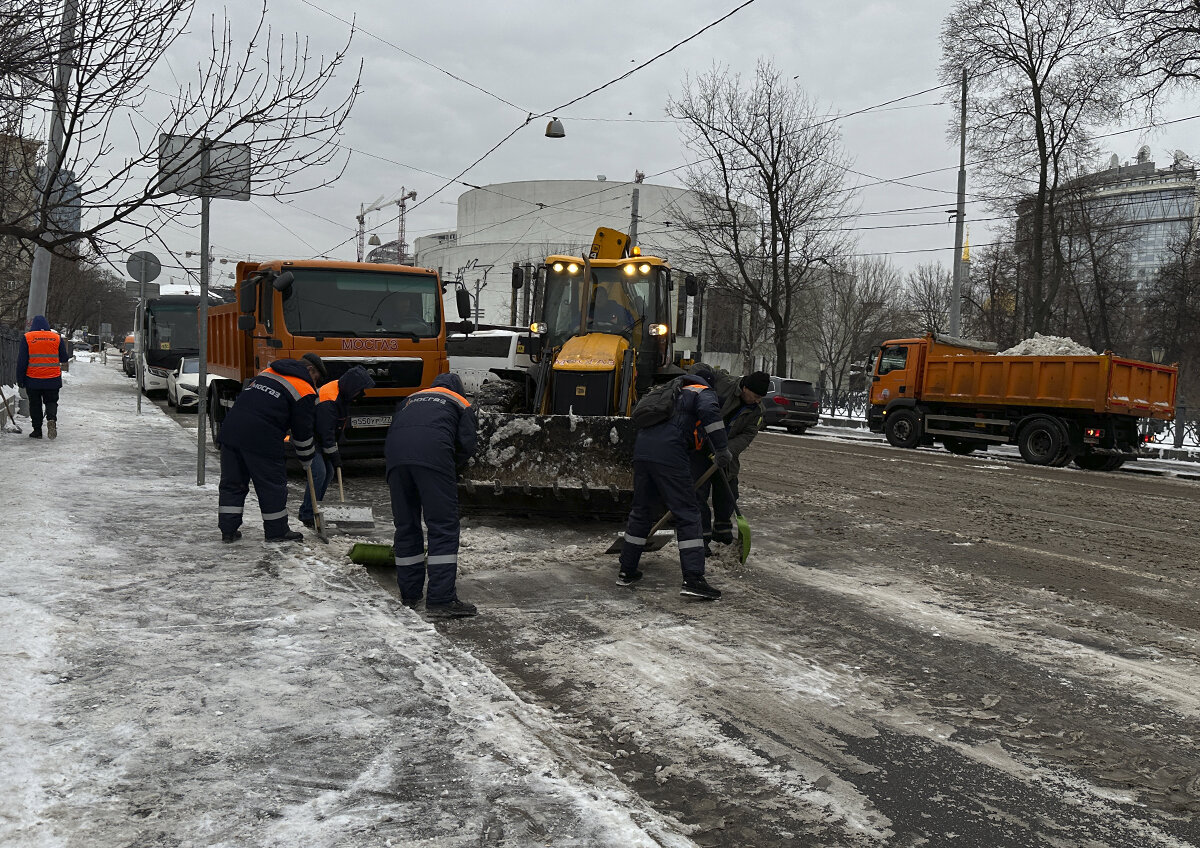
[{"xmin": 446, "ymin": 330, "xmax": 530, "ymax": 396}]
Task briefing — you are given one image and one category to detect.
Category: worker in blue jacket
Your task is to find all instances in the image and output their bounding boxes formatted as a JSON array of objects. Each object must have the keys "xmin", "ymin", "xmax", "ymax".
[
  {"xmin": 617, "ymin": 375, "xmax": 731, "ymax": 599},
  {"xmin": 299, "ymin": 365, "xmax": 375, "ymax": 526},
  {"xmin": 385, "ymin": 372, "xmax": 479, "ymax": 617},
  {"xmin": 216, "ymin": 357, "xmax": 321, "ymax": 543}
]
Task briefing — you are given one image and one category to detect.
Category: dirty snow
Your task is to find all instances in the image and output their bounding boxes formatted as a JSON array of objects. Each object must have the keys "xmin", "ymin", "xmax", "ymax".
[
  {"xmin": 998, "ymin": 333, "xmax": 1097, "ymax": 356},
  {"xmin": 0, "ymin": 359, "xmax": 698, "ymax": 847}
]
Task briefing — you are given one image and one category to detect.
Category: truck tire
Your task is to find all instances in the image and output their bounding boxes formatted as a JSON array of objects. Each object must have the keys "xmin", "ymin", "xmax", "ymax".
[
  {"xmin": 475, "ymin": 379, "xmax": 524, "ymax": 413},
  {"xmin": 786, "ymin": 425, "xmax": 808, "ymax": 435},
  {"xmin": 884, "ymin": 409, "xmax": 923, "ymax": 449},
  {"xmin": 1018, "ymin": 416, "xmax": 1065, "ymax": 465},
  {"xmin": 1073, "ymin": 454, "xmax": 1110, "ymax": 471},
  {"xmin": 942, "ymin": 436, "xmax": 979, "ymax": 456}
]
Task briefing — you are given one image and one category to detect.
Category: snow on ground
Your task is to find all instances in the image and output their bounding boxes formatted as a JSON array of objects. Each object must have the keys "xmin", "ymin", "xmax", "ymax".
[
  {"xmin": 0, "ymin": 359, "xmax": 698, "ymax": 847},
  {"xmin": 998, "ymin": 333, "xmax": 1098, "ymax": 356}
]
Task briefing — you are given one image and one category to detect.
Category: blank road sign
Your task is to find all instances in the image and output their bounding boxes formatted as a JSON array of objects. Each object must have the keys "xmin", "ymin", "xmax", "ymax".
[{"xmin": 158, "ymin": 134, "xmax": 251, "ymax": 200}]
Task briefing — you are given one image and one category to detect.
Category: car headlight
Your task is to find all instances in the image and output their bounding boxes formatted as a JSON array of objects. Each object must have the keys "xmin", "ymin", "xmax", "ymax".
[
  {"xmin": 648, "ymin": 323, "xmax": 668, "ymax": 336},
  {"xmin": 180, "ymin": 383, "xmax": 199, "ymax": 393},
  {"xmin": 147, "ymin": 366, "xmax": 170, "ymax": 377}
]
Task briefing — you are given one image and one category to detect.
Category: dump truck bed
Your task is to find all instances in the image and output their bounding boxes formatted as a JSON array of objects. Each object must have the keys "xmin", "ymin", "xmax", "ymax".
[{"xmin": 920, "ymin": 352, "xmax": 1177, "ymax": 419}]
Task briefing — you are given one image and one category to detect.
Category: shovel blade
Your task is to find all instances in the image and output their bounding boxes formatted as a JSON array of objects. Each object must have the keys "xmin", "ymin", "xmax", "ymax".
[
  {"xmin": 322, "ymin": 506, "xmax": 376, "ymax": 529},
  {"xmin": 735, "ymin": 513, "xmax": 751, "ymax": 563},
  {"xmin": 605, "ymin": 530, "xmax": 673, "ymax": 555}
]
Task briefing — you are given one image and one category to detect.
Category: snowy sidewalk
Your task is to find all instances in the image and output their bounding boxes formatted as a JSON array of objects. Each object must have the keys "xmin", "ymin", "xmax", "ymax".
[{"xmin": 0, "ymin": 359, "xmax": 695, "ymax": 848}]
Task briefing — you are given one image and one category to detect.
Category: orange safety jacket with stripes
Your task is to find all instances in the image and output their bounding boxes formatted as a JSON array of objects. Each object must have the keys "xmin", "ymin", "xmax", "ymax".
[{"xmin": 24, "ymin": 331, "xmax": 64, "ymax": 380}]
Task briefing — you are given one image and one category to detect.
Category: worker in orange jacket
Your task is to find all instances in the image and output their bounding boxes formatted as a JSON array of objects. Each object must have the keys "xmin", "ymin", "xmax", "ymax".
[{"xmin": 17, "ymin": 315, "xmax": 70, "ymax": 440}]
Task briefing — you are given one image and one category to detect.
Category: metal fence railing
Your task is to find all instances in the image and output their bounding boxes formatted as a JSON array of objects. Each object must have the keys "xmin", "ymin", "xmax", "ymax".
[
  {"xmin": 0, "ymin": 325, "xmax": 21, "ymax": 387},
  {"xmin": 820, "ymin": 389, "xmax": 869, "ymax": 420}
]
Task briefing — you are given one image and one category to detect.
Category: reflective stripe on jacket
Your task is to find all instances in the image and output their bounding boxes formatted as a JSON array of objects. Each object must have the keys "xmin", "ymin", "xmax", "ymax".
[{"xmin": 25, "ymin": 331, "xmax": 62, "ymax": 380}]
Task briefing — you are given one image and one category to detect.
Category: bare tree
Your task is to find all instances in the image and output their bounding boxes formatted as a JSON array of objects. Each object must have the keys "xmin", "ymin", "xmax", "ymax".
[
  {"xmin": 804, "ymin": 257, "xmax": 904, "ymax": 412},
  {"xmin": 904, "ymin": 262, "xmax": 952, "ymax": 334},
  {"xmin": 667, "ymin": 60, "xmax": 856, "ymax": 374},
  {"xmin": 941, "ymin": 0, "xmax": 1127, "ymax": 335},
  {"xmin": 1144, "ymin": 228, "xmax": 1200, "ymax": 402},
  {"xmin": 1, "ymin": 0, "xmax": 360, "ymax": 266},
  {"xmin": 1110, "ymin": 1, "xmax": 1200, "ymax": 108}
]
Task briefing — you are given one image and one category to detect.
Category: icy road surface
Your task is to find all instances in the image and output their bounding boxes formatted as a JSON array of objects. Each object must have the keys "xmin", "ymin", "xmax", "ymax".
[{"xmin": 4, "ymin": 357, "xmax": 1200, "ymax": 846}]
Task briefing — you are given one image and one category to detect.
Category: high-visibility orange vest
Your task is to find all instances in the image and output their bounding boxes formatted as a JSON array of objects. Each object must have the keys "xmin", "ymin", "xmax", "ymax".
[
  {"xmin": 318, "ymin": 381, "xmax": 339, "ymax": 403},
  {"xmin": 260, "ymin": 367, "xmax": 316, "ymax": 401},
  {"xmin": 25, "ymin": 331, "xmax": 62, "ymax": 380}
]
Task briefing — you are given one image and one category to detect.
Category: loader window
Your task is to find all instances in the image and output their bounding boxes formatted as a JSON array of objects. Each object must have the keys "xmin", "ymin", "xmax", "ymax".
[
  {"xmin": 877, "ymin": 345, "xmax": 909, "ymax": 376},
  {"xmin": 280, "ymin": 268, "xmax": 441, "ymax": 338}
]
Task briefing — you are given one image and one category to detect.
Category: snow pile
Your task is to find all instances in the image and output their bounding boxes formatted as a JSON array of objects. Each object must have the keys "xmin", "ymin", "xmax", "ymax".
[{"xmin": 998, "ymin": 333, "xmax": 1096, "ymax": 356}]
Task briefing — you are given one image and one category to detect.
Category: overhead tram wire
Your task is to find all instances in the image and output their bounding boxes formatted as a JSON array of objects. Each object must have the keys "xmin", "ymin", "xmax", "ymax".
[
  {"xmin": 296, "ymin": 0, "xmax": 529, "ymax": 114},
  {"xmin": 309, "ymin": 0, "xmax": 762, "ymax": 259}
]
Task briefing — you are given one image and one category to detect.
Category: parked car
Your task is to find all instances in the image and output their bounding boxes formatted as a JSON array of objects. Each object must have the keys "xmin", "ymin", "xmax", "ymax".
[
  {"xmin": 166, "ymin": 357, "xmax": 220, "ymax": 412},
  {"xmin": 121, "ymin": 335, "xmax": 136, "ymax": 377},
  {"xmin": 761, "ymin": 376, "xmax": 820, "ymax": 434}
]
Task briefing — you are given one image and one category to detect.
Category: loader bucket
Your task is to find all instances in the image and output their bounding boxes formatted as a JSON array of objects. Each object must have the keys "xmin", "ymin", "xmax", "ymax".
[{"xmin": 459, "ymin": 411, "xmax": 635, "ymax": 518}]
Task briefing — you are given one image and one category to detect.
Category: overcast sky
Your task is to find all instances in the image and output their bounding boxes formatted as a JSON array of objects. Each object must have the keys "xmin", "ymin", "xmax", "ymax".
[{"xmin": 112, "ymin": 0, "xmax": 1200, "ymax": 287}]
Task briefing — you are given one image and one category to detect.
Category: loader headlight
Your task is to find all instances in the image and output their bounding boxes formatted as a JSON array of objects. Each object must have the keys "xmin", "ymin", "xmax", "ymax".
[
  {"xmin": 530, "ymin": 322, "xmax": 548, "ymax": 334},
  {"xmin": 552, "ymin": 262, "xmax": 564, "ymax": 273},
  {"xmin": 566, "ymin": 262, "xmax": 579, "ymax": 274},
  {"xmin": 623, "ymin": 264, "xmax": 636, "ymax": 276},
  {"xmin": 648, "ymin": 323, "xmax": 668, "ymax": 336},
  {"xmin": 639, "ymin": 263, "xmax": 651, "ymax": 275}
]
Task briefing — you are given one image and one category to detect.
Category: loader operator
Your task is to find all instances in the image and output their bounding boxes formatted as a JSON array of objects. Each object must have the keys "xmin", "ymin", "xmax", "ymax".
[
  {"xmin": 590, "ymin": 287, "xmax": 635, "ymax": 332},
  {"xmin": 689, "ymin": 366, "xmax": 768, "ymax": 553},
  {"xmin": 299, "ymin": 364, "xmax": 376, "ymax": 528},
  {"xmin": 216, "ymin": 355, "xmax": 324, "ymax": 543},
  {"xmin": 385, "ymin": 372, "xmax": 479, "ymax": 618},
  {"xmin": 617, "ymin": 374, "xmax": 732, "ymax": 600}
]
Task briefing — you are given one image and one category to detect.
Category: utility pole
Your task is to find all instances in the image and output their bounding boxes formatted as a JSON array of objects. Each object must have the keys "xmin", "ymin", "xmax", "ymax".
[
  {"xmin": 949, "ymin": 67, "xmax": 967, "ymax": 337},
  {"xmin": 25, "ymin": 0, "xmax": 79, "ymax": 327},
  {"xmin": 628, "ymin": 188, "xmax": 641, "ymax": 247}
]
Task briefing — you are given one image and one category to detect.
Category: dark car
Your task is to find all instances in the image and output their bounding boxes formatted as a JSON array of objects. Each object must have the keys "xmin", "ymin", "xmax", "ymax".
[{"xmin": 761, "ymin": 376, "xmax": 820, "ymax": 434}]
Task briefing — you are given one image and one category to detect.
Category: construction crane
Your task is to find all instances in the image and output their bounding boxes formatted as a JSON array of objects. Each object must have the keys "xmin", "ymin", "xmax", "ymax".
[{"xmin": 355, "ymin": 195, "xmax": 390, "ymax": 262}]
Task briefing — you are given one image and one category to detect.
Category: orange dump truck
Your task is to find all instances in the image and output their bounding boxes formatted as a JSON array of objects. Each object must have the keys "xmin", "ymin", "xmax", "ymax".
[
  {"xmin": 206, "ymin": 259, "xmax": 466, "ymax": 456},
  {"xmin": 867, "ymin": 333, "xmax": 1178, "ymax": 470}
]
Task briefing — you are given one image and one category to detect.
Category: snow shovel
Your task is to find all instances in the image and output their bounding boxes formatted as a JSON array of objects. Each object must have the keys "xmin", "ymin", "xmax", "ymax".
[
  {"xmin": 304, "ymin": 464, "xmax": 329, "ymax": 543},
  {"xmin": 0, "ymin": 385, "xmax": 20, "ymax": 433},
  {"xmin": 320, "ymin": 466, "xmax": 375, "ymax": 530},
  {"xmin": 604, "ymin": 464, "xmax": 718, "ymax": 554},
  {"xmin": 713, "ymin": 465, "xmax": 751, "ymax": 563}
]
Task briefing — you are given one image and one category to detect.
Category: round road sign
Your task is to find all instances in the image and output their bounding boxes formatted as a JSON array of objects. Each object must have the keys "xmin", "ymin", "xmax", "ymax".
[{"xmin": 126, "ymin": 251, "xmax": 161, "ymax": 283}]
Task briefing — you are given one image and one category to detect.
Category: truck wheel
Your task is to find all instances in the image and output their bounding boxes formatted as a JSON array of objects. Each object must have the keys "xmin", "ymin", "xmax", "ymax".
[
  {"xmin": 942, "ymin": 436, "xmax": 978, "ymax": 456},
  {"xmin": 1103, "ymin": 456, "xmax": 1126, "ymax": 471},
  {"xmin": 1018, "ymin": 417, "xmax": 1065, "ymax": 465},
  {"xmin": 884, "ymin": 409, "xmax": 923, "ymax": 449},
  {"xmin": 786, "ymin": 425, "xmax": 808, "ymax": 435}
]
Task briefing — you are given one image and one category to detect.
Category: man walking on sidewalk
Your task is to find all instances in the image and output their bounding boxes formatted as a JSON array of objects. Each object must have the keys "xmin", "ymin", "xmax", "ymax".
[
  {"xmin": 385, "ymin": 372, "xmax": 478, "ymax": 617},
  {"xmin": 17, "ymin": 315, "xmax": 70, "ymax": 440},
  {"xmin": 215, "ymin": 357, "xmax": 321, "ymax": 543}
]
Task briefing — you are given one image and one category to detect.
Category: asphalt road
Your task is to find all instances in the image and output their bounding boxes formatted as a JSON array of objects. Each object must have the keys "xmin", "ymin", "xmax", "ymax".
[{"xmin": 150, "ymin": 384, "xmax": 1200, "ymax": 846}]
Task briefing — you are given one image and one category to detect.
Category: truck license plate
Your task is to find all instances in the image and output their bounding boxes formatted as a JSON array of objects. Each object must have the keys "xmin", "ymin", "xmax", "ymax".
[{"xmin": 351, "ymin": 415, "xmax": 392, "ymax": 428}]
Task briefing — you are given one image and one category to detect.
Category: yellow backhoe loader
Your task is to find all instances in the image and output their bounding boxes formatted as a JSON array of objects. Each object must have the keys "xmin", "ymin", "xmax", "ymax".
[{"xmin": 460, "ymin": 227, "xmax": 699, "ymax": 516}]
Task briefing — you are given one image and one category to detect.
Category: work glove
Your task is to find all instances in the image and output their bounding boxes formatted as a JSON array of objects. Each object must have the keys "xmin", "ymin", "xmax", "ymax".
[
  {"xmin": 300, "ymin": 458, "xmax": 313, "ymax": 472},
  {"xmin": 715, "ymin": 448, "xmax": 733, "ymax": 471},
  {"xmin": 328, "ymin": 451, "xmax": 343, "ymax": 470}
]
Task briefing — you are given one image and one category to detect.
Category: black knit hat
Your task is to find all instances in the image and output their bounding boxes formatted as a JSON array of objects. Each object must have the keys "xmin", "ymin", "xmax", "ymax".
[
  {"xmin": 743, "ymin": 370, "xmax": 770, "ymax": 396},
  {"xmin": 302, "ymin": 352, "xmax": 328, "ymax": 380}
]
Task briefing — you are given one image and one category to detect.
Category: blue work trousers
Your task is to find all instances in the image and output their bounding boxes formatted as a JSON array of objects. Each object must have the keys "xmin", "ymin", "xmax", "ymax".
[
  {"xmin": 619, "ymin": 459, "xmax": 706, "ymax": 580},
  {"xmin": 388, "ymin": 464, "xmax": 461, "ymax": 604},
  {"xmin": 299, "ymin": 455, "xmax": 332, "ymax": 522},
  {"xmin": 690, "ymin": 453, "xmax": 737, "ymax": 543},
  {"xmin": 218, "ymin": 445, "xmax": 290, "ymax": 538}
]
